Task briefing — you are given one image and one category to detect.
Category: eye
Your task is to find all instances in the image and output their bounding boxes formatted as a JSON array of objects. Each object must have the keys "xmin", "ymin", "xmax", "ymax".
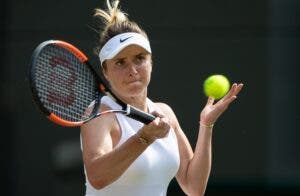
[
  {"xmin": 115, "ymin": 59, "xmax": 126, "ymax": 67},
  {"xmin": 136, "ymin": 54, "xmax": 146, "ymax": 63}
]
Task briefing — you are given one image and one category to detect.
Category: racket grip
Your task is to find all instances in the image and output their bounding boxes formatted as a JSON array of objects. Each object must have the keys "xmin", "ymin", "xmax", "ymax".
[{"xmin": 127, "ymin": 106, "xmax": 156, "ymax": 124}]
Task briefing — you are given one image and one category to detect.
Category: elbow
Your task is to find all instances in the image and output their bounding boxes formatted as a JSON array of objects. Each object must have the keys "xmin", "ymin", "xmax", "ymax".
[
  {"xmin": 86, "ymin": 168, "xmax": 120, "ymax": 190},
  {"xmin": 186, "ymin": 181, "xmax": 208, "ymax": 196},
  {"xmin": 189, "ymin": 189, "xmax": 205, "ymax": 196},
  {"xmin": 187, "ymin": 188, "xmax": 206, "ymax": 196},
  {"xmin": 85, "ymin": 162, "xmax": 114, "ymax": 190},
  {"xmin": 88, "ymin": 176, "xmax": 110, "ymax": 190}
]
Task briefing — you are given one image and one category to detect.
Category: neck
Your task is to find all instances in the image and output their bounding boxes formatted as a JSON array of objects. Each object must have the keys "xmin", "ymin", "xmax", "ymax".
[
  {"xmin": 113, "ymin": 89, "xmax": 148, "ymax": 112},
  {"xmin": 127, "ymin": 96, "xmax": 148, "ymax": 112}
]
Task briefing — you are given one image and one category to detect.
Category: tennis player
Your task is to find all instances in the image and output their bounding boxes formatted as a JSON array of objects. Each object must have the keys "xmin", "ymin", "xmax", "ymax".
[{"xmin": 80, "ymin": 0, "xmax": 243, "ymax": 195}]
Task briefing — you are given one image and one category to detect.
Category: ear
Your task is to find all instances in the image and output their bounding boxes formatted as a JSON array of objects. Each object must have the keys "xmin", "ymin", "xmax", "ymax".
[{"xmin": 102, "ymin": 64, "xmax": 109, "ymax": 81}]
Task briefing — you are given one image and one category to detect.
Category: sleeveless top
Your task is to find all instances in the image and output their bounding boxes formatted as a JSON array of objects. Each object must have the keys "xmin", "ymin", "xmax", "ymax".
[{"xmin": 83, "ymin": 96, "xmax": 180, "ymax": 196}]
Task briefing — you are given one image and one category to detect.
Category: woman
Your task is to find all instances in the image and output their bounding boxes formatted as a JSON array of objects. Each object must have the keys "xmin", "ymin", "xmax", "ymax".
[{"xmin": 80, "ymin": 0, "xmax": 243, "ymax": 195}]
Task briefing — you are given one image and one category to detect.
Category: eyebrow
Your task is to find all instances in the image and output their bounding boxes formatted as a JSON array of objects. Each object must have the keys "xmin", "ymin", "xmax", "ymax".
[
  {"xmin": 114, "ymin": 57, "xmax": 126, "ymax": 62},
  {"xmin": 136, "ymin": 52, "xmax": 148, "ymax": 56},
  {"xmin": 114, "ymin": 52, "xmax": 148, "ymax": 61}
]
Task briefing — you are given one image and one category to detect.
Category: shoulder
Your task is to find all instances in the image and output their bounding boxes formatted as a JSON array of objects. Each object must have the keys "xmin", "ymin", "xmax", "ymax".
[
  {"xmin": 80, "ymin": 103, "xmax": 120, "ymax": 147},
  {"xmin": 153, "ymin": 102, "xmax": 174, "ymax": 115},
  {"xmin": 81, "ymin": 103, "xmax": 118, "ymax": 131},
  {"xmin": 153, "ymin": 102, "xmax": 179, "ymax": 127},
  {"xmin": 153, "ymin": 102, "xmax": 189, "ymax": 145}
]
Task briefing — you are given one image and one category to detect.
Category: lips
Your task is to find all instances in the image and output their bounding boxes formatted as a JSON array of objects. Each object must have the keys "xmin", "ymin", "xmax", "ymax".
[{"xmin": 127, "ymin": 80, "xmax": 141, "ymax": 84}]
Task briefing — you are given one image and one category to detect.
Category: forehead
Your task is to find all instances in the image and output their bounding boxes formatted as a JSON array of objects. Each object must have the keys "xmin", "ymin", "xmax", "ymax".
[{"xmin": 113, "ymin": 45, "xmax": 150, "ymax": 59}]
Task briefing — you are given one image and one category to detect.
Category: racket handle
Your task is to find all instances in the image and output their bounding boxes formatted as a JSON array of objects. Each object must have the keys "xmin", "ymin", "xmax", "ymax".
[{"xmin": 127, "ymin": 106, "xmax": 156, "ymax": 124}]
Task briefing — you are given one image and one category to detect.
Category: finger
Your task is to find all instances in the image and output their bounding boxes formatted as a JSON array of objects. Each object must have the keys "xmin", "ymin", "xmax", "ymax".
[
  {"xmin": 234, "ymin": 83, "xmax": 244, "ymax": 95},
  {"xmin": 220, "ymin": 83, "xmax": 237, "ymax": 101},
  {"xmin": 151, "ymin": 110, "xmax": 165, "ymax": 118},
  {"xmin": 206, "ymin": 96, "xmax": 215, "ymax": 106},
  {"xmin": 222, "ymin": 95, "xmax": 237, "ymax": 106},
  {"xmin": 223, "ymin": 82, "xmax": 243, "ymax": 100},
  {"xmin": 150, "ymin": 117, "xmax": 160, "ymax": 126},
  {"xmin": 213, "ymin": 96, "xmax": 236, "ymax": 113},
  {"xmin": 159, "ymin": 119, "xmax": 170, "ymax": 136},
  {"xmin": 216, "ymin": 83, "xmax": 243, "ymax": 109},
  {"xmin": 228, "ymin": 83, "xmax": 238, "ymax": 96},
  {"xmin": 222, "ymin": 84, "xmax": 243, "ymax": 104},
  {"xmin": 228, "ymin": 83, "xmax": 243, "ymax": 98},
  {"xmin": 160, "ymin": 115, "xmax": 169, "ymax": 123}
]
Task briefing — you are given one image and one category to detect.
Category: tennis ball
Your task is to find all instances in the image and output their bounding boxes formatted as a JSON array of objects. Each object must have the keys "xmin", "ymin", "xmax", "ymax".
[{"xmin": 203, "ymin": 74, "xmax": 230, "ymax": 99}]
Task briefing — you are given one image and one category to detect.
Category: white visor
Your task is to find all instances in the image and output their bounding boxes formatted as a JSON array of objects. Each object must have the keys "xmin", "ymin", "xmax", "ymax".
[{"xmin": 99, "ymin": 32, "xmax": 151, "ymax": 66}]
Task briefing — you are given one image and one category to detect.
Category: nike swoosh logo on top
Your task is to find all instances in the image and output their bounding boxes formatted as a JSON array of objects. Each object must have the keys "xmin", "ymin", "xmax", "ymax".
[{"xmin": 120, "ymin": 36, "xmax": 133, "ymax": 42}]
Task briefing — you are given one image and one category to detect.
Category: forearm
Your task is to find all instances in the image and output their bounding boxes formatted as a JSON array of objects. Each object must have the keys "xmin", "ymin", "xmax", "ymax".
[
  {"xmin": 86, "ymin": 133, "xmax": 150, "ymax": 189},
  {"xmin": 186, "ymin": 124, "xmax": 213, "ymax": 195}
]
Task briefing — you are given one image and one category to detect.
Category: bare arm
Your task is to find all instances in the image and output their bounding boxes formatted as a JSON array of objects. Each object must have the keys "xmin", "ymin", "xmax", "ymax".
[
  {"xmin": 80, "ymin": 105, "xmax": 170, "ymax": 190},
  {"xmin": 161, "ymin": 83, "xmax": 243, "ymax": 196}
]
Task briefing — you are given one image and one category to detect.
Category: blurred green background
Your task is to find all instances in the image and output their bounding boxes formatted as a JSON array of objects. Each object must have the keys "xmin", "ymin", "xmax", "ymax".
[{"xmin": 1, "ymin": 0, "xmax": 300, "ymax": 195}]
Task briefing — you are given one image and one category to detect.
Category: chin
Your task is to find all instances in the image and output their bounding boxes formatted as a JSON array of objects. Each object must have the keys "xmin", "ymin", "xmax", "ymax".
[
  {"xmin": 123, "ymin": 80, "xmax": 149, "ymax": 96},
  {"xmin": 127, "ymin": 86, "xmax": 147, "ymax": 97}
]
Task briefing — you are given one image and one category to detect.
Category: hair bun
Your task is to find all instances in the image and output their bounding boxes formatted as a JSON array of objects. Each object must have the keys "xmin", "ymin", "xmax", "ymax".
[{"xmin": 94, "ymin": 0, "xmax": 128, "ymax": 25}]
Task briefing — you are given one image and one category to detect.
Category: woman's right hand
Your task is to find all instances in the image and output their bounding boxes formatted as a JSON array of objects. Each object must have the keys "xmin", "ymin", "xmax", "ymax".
[{"xmin": 137, "ymin": 111, "xmax": 170, "ymax": 143}]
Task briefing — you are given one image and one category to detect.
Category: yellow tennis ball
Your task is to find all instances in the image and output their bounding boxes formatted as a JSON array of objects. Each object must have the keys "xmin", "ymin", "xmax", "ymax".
[{"xmin": 203, "ymin": 74, "xmax": 230, "ymax": 99}]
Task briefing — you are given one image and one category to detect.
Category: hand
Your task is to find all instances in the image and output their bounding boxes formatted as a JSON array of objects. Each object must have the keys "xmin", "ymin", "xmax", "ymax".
[
  {"xmin": 200, "ymin": 83, "xmax": 243, "ymax": 126},
  {"xmin": 137, "ymin": 111, "xmax": 170, "ymax": 142}
]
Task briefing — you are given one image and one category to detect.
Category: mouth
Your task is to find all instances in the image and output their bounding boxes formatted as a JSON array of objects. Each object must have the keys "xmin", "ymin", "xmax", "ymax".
[{"xmin": 127, "ymin": 79, "xmax": 141, "ymax": 84}]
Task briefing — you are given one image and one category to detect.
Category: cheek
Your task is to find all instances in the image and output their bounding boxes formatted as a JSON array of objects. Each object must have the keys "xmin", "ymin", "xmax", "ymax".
[
  {"xmin": 142, "ymin": 67, "xmax": 152, "ymax": 83},
  {"xmin": 108, "ymin": 73, "xmax": 123, "ymax": 86},
  {"xmin": 103, "ymin": 70, "xmax": 122, "ymax": 88}
]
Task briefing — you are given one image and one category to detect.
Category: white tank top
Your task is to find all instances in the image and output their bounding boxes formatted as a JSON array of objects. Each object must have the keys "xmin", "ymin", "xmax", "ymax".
[{"xmin": 83, "ymin": 96, "xmax": 180, "ymax": 196}]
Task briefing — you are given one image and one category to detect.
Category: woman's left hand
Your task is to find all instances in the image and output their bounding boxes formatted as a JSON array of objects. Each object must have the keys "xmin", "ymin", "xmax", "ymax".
[{"xmin": 200, "ymin": 83, "xmax": 244, "ymax": 126}]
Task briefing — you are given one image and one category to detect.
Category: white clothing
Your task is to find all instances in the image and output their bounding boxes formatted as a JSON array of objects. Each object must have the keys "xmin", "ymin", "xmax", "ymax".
[{"xmin": 83, "ymin": 96, "xmax": 180, "ymax": 196}]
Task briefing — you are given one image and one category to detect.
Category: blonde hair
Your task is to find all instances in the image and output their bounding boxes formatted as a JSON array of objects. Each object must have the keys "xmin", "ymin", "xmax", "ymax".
[
  {"xmin": 94, "ymin": 0, "xmax": 127, "ymax": 25},
  {"xmin": 93, "ymin": 0, "xmax": 148, "ymax": 56}
]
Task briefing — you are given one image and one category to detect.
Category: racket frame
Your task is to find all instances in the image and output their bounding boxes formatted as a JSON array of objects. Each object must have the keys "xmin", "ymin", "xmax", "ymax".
[{"xmin": 29, "ymin": 40, "xmax": 155, "ymax": 127}]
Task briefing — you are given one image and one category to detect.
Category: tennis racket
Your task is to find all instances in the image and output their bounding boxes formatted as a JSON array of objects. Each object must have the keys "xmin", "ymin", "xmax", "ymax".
[{"xmin": 29, "ymin": 40, "xmax": 155, "ymax": 127}]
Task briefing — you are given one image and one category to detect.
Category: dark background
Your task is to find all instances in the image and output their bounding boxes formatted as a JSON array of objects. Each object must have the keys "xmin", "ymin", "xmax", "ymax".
[{"xmin": 1, "ymin": 0, "xmax": 300, "ymax": 195}]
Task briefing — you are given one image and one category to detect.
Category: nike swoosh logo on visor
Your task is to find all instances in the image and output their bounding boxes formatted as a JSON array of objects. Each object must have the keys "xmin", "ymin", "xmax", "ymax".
[{"xmin": 120, "ymin": 36, "xmax": 133, "ymax": 43}]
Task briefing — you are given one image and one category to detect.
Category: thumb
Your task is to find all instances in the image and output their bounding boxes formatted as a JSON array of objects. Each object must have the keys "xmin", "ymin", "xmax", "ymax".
[{"xmin": 206, "ymin": 96, "xmax": 215, "ymax": 106}]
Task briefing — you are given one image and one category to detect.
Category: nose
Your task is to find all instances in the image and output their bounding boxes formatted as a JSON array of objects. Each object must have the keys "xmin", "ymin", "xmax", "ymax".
[{"xmin": 128, "ymin": 63, "xmax": 138, "ymax": 76}]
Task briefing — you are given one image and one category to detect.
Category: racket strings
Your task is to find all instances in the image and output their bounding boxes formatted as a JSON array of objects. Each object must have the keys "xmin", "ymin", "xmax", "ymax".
[{"xmin": 33, "ymin": 45, "xmax": 99, "ymax": 122}]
